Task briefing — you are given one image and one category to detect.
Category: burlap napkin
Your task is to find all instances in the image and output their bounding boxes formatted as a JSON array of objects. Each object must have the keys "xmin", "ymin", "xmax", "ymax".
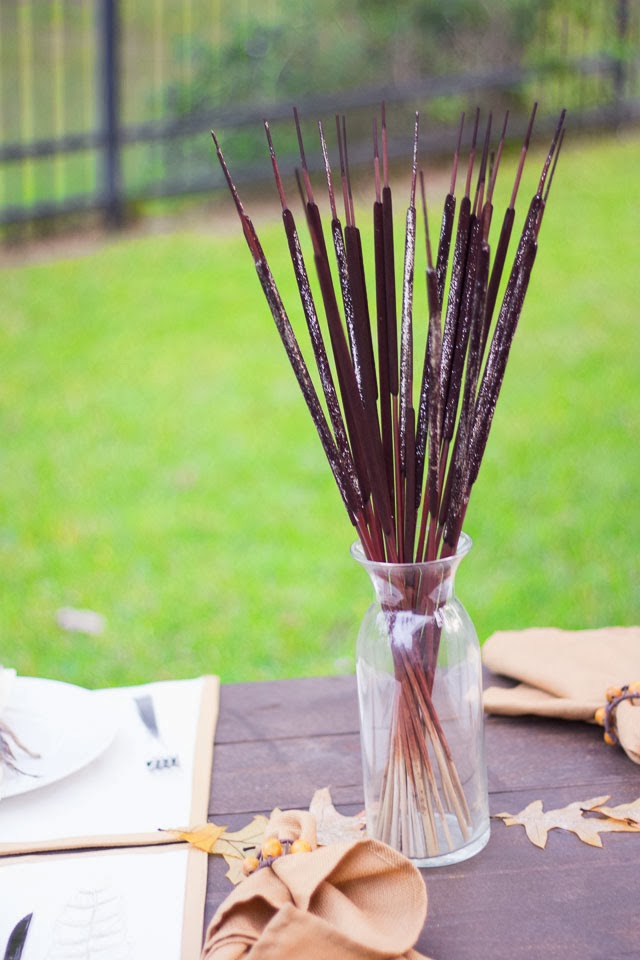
[
  {"xmin": 482, "ymin": 626, "xmax": 640, "ymax": 763},
  {"xmin": 201, "ymin": 809, "xmax": 430, "ymax": 960}
]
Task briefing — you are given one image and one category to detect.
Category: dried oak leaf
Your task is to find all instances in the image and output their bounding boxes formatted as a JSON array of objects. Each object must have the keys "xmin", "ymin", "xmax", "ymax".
[
  {"xmin": 164, "ymin": 815, "xmax": 269, "ymax": 884},
  {"xmin": 164, "ymin": 788, "xmax": 364, "ymax": 886},
  {"xmin": 585, "ymin": 797, "xmax": 640, "ymax": 828},
  {"xmin": 494, "ymin": 795, "xmax": 640, "ymax": 848},
  {"xmin": 166, "ymin": 822, "xmax": 228, "ymax": 853},
  {"xmin": 309, "ymin": 787, "xmax": 366, "ymax": 845}
]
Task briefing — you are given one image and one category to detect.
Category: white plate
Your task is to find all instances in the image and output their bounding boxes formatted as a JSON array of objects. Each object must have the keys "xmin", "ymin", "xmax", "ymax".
[{"xmin": 1, "ymin": 677, "xmax": 119, "ymax": 798}]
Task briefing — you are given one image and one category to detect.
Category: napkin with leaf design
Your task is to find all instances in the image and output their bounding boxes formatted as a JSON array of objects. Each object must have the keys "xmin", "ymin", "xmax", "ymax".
[{"xmin": 482, "ymin": 626, "xmax": 640, "ymax": 763}]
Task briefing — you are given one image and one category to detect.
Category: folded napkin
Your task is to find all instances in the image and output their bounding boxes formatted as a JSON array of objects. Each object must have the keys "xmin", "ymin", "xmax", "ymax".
[
  {"xmin": 202, "ymin": 809, "xmax": 430, "ymax": 960},
  {"xmin": 482, "ymin": 626, "xmax": 640, "ymax": 763}
]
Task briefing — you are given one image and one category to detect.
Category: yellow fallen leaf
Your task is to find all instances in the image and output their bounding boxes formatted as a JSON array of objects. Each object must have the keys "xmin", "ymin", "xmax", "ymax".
[
  {"xmin": 209, "ymin": 816, "xmax": 269, "ymax": 858},
  {"xmin": 162, "ymin": 815, "xmax": 269, "ymax": 884},
  {"xmin": 166, "ymin": 822, "xmax": 228, "ymax": 853},
  {"xmin": 164, "ymin": 788, "xmax": 364, "ymax": 886},
  {"xmin": 494, "ymin": 795, "xmax": 640, "ymax": 848}
]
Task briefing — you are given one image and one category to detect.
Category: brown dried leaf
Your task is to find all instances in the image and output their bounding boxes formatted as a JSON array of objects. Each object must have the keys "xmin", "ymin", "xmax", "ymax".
[
  {"xmin": 309, "ymin": 787, "xmax": 366, "ymax": 845},
  {"xmin": 494, "ymin": 795, "xmax": 640, "ymax": 848}
]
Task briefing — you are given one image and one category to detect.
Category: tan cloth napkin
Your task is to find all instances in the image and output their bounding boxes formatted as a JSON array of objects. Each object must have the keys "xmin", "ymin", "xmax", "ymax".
[
  {"xmin": 482, "ymin": 626, "xmax": 640, "ymax": 763},
  {"xmin": 202, "ymin": 809, "xmax": 430, "ymax": 960}
]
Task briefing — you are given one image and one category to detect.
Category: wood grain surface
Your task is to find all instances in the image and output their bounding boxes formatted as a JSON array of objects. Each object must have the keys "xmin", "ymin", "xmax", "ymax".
[{"xmin": 204, "ymin": 674, "xmax": 640, "ymax": 959}]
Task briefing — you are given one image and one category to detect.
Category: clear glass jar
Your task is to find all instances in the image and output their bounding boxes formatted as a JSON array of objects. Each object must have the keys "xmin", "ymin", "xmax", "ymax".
[{"xmin": 352, "ymin": 532, "xmax": 490, "ymax": 867}]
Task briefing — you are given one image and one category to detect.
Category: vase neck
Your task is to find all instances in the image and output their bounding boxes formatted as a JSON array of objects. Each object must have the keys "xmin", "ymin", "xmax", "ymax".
[{"xmin": 351, "ymin": 534, "xmax": 471, "ymax": 613}]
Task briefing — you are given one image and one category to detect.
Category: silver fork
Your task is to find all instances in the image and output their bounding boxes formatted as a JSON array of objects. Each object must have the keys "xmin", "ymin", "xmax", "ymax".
[{"xmin": 134, "ymin": 695, "xmax": 180, "ymax": 771}]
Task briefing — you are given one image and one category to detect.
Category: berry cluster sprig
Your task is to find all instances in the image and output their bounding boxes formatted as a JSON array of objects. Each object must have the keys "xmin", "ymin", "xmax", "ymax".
[
  {"xmin": 594, "ymin": 683, "xmax": 640, "ymax": 747},
  {"xmin": 242, "ymin": 834, "xmax": 314, "ymax": 877}
]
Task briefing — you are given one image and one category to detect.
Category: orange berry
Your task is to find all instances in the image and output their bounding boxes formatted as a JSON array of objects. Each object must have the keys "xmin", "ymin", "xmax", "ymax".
[
  {"xmin": 606, "ymin": 686, "xmax": 623, "ymax": 703},
  {"xmin": 290, "ymin": 839, "xmax": 312, "ymax": 854},
  {"xmin": 627, "ymin": 681, "xmax": 640, "ymax": 697},
  {"xmin": 594, "ymin": 706, "xmax": 606, "ymax": 726},
  {"xmin": 242, "ymin": 856, "xmax": 260, "ymax": 876},
  {"xmin": 261, "ymin": 836, "xmax": 283, "ymax": 859},
  {"xmin": 604, "ymin": 731, "xmax": 617, "ymax": 746}
]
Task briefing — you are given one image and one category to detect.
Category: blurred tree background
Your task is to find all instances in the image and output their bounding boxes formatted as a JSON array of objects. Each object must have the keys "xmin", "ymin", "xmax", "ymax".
[{"xmin": 0, "ymin": 0, "xmax": 637, "ymax": 230}]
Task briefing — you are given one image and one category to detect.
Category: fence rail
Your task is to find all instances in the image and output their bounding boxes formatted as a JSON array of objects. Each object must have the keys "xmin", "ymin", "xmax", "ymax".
[{"xmin": 1, "ymin": 0, "xmax": 638, "ymax": 232}]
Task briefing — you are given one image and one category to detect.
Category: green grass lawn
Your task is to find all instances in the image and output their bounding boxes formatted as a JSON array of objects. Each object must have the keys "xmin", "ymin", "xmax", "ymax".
[{"xmin": 1, "ymin": 129, "xmax": 639, "ymax": 689}]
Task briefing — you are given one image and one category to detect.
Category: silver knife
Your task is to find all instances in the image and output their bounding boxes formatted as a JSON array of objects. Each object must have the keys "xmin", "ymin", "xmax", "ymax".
[{"xmin": 4, "ymin": 913, "xmax": 32, "ymax": 960}]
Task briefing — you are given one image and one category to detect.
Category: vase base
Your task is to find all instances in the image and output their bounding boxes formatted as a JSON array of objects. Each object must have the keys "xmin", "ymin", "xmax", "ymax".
[{"xmin": 409, "ymin": 822, "xmax": 490, "ymax": 869}]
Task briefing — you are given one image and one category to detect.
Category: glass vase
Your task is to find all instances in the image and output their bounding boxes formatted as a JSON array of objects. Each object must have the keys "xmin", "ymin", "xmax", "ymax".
[{"xmin": 352, "ymin": 532, "xmax": 490, "ymax": 867}]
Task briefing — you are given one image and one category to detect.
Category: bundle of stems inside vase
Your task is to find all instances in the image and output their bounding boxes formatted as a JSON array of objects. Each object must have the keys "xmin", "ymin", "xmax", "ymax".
[{"xmin": 212, "ymin": 103, "xmax": 565, "ymax": 857}]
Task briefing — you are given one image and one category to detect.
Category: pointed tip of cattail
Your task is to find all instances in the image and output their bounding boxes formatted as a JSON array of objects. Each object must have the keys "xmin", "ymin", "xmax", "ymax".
[
  {"xmin": 472, "ymin": 113, "xmax": 492, "ymax": 216},
  {"xmin": 211, "ymin": 129, "xmax": 245, "ymax": 218},
  {"xmin": 486, "ymin": 111, "xmax": 509, "ymax": 208},
  {"xmin": 381, "ymin": 102, "xmax": 389, "ymax": 189},
  {"xmin": 419, "ymin": 169, "xmax": 434, "ymax": 270},
  {"xmin": 342, "ymin": 114, "xmax": 356, "ymax": 226},
  {"xmin": 319, "ymin": 120, "xmax": 339, "ymax": 220},
  {"xmin": 264, "ymin": 121, "xmax": 289, "ymax": 212},
  {"xmin": 293, "ymin": 107, "xmax": 305, "ymax": 161},
  {"xmin": 537, "ymin": 107, "xmax": 567, "ymax": 197},
  {"xmin": 293, "ymin": 106, "xmax": 315, "ymax": 203},
  {"xmin": 523, "ymin": 102, "xmax": 538, "ymax": 151},
  {"xmin": 509, "ymin": 104, "xmax": 539, "ymax": 210},
  {"xmin": 335, "ymin": 114, "xmax": 354, "ymax": 226},
  {"xmin": 410, "ymin": 112, "xmax": 420, "ymax": 207},
  {"xmin": 500, "ymin": 110, "xmax": 510, "ymax": 141},
  {"xmin": 464, "ymin": 108, "xmax": 481, "ymax": 199},
  {"xmin": 471, "ymin": 107, "xmax": 481, "ymax": 147},
  {"xmin": 263, "ymin": 119, "xmax": 274, "ymax": 155},
  {"xmin": 449, "ymin": 112, "xmax": 465, "ymax": 195},
  {"xmin": 536, "ymin": 120, "xmax": 567, "ymax": 235},
  {"xmin": 372, "ymin": 117, "xmax": 382, "ymax": 204}
]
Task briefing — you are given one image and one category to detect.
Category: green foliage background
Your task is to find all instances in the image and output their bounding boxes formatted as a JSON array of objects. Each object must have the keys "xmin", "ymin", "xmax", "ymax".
[{"xmin": 2, "ymin": 128, "xmax": 639, "ymax": 688}]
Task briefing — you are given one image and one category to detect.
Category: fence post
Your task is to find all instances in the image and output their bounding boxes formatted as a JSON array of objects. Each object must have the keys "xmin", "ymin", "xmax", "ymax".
[
  {"xmin": 613, "ymin": 0, "xmax": 630, "ymax": 113},
  {"xmin": 99, "ymin": 0, "xmax": 123, "ymax": 227}
]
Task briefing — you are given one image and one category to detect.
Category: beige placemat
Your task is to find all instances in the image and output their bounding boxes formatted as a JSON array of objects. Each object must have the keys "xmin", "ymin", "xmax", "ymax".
[
  {"xmin": 0, "ymin": 674, "xmax": 220, "ymax": 855},
  {"xmin": 0, "ymin": 843, "xmax": 208, "ymax": 960}
]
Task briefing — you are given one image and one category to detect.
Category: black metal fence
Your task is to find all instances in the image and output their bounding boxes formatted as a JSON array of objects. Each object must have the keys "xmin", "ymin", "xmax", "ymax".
[{"xmin": 1, "ymin": 0, "xmax": 638, "ymax": 232}]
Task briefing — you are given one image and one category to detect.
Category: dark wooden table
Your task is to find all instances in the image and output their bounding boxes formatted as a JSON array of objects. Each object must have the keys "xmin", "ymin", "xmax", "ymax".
[{"xmin": 205, "ymin": 674, "xmax": 639, "ymax": 959}]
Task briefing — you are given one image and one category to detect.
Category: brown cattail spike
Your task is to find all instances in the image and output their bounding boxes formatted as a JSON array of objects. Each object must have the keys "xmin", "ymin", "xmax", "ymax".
[{"xmin": 213, "ymin": 103, "xmax": 564, "ymax": 569}]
